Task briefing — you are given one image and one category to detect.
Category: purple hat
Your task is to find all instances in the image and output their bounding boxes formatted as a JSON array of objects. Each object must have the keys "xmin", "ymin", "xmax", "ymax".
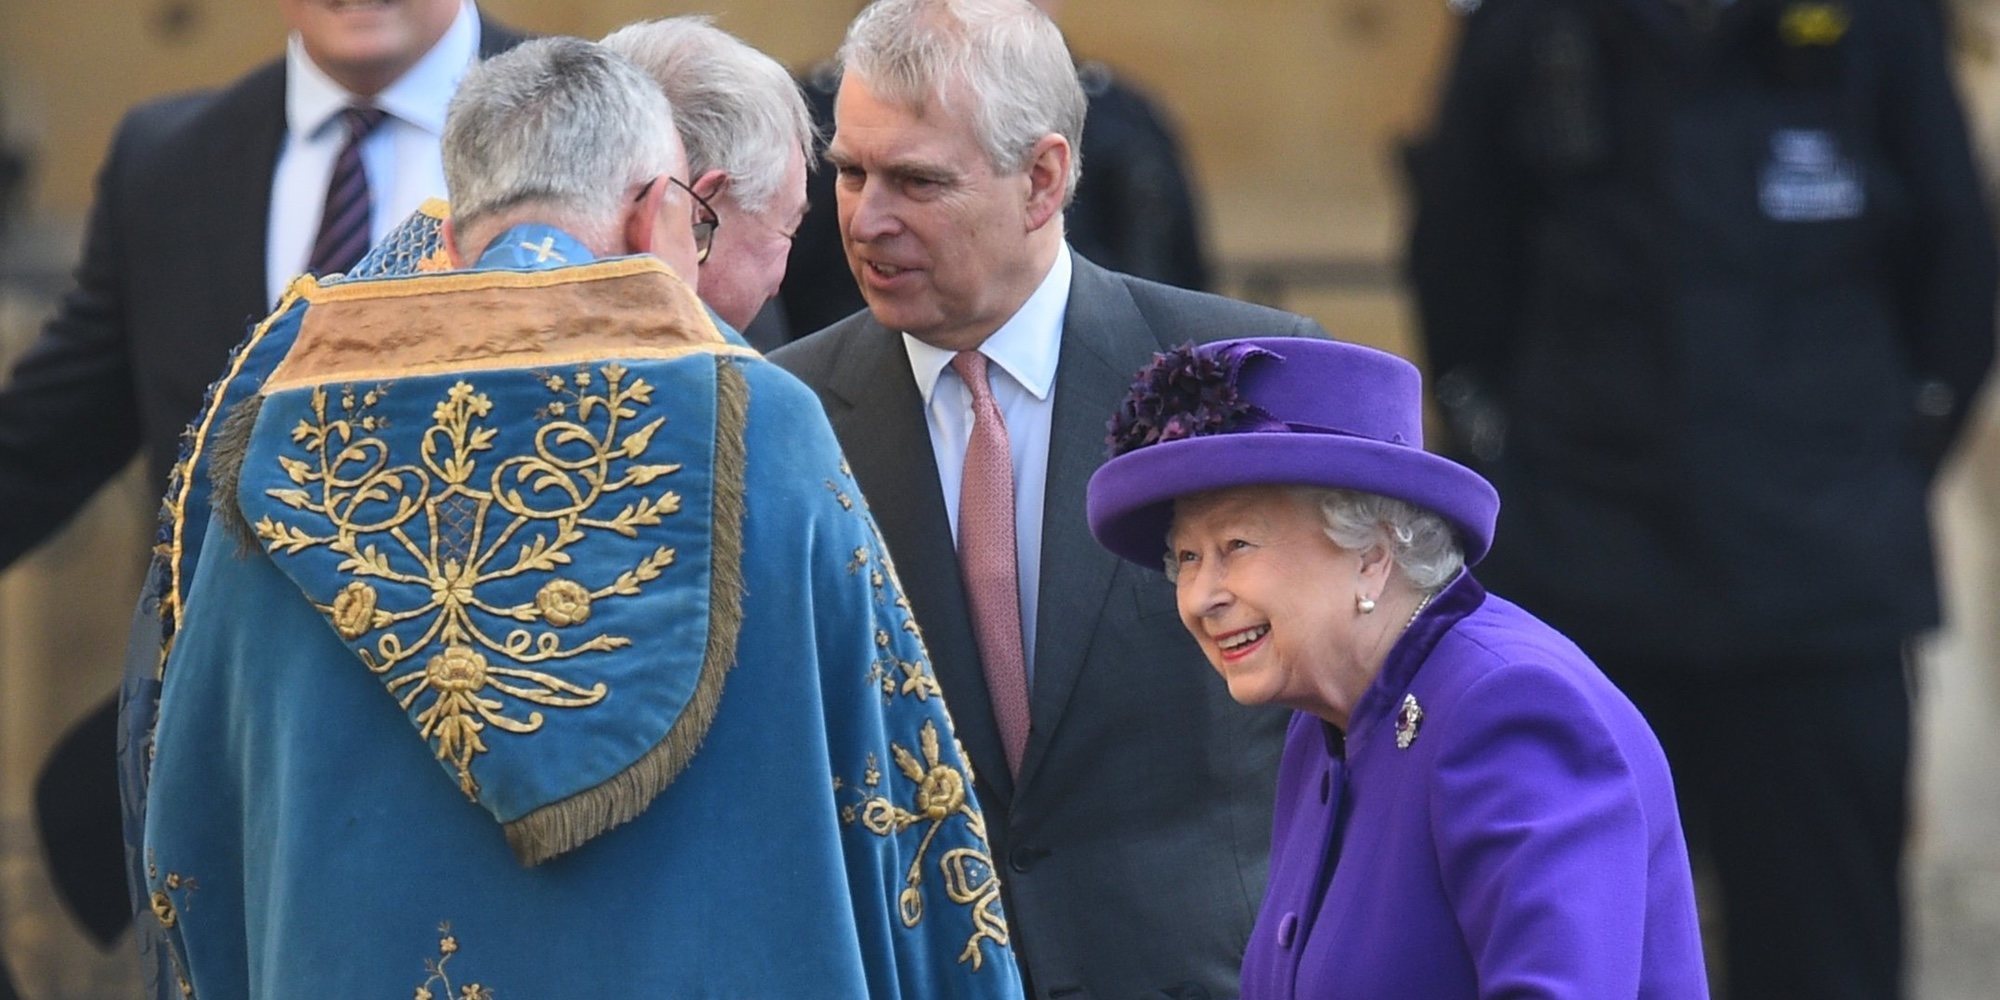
[{"xmin": 1086, "ymin": 337, "xmax": 1499, "ymax": 568}]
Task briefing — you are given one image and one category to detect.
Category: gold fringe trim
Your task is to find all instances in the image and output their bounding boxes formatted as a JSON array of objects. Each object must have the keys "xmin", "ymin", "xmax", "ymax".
[
  {"xmin": 158, "ymin": 285, "xmax": 308, "ymax": 678},
  {"xmin": 502, "ymin": 357, "xmax": 750, "ymax": 866},
  {"xmin": 208, "ymin": 395, "xmax": 265, "ymax": 556}
]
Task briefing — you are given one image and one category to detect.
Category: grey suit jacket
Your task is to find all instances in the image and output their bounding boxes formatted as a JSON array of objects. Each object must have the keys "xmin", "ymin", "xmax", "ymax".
[{"xmin": 772, "ymin": 255, "xmax": 1327, "ymax": 999}]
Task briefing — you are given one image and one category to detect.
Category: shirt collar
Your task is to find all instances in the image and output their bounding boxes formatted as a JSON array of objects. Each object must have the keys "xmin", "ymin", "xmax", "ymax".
[
  {"xmin": 903, "ymin": 243, "xmax": 1071, "ymax": 405},
  {"xmin": 286, "ymin": 0, "xmax": 480, "ymax": 138},
  {"xmin": 474, "ymin": 224, "xmax": 597, "ymax": 271}
]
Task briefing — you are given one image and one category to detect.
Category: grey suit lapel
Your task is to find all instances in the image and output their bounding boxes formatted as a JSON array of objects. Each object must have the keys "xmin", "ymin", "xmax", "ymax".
[
  {"xmin": 823, "ymin": 319, "xmax": 1015, "ymax": 803},
  {"xmin": 1017, "ymin": 257, "xmax": 1158, "ymax": 791}
]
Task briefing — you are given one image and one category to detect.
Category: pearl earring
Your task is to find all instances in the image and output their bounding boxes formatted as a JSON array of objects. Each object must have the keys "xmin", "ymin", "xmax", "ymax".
[{"xmin": 1357, "ymin": 595, "xmax": 1377, "ymax": 614}]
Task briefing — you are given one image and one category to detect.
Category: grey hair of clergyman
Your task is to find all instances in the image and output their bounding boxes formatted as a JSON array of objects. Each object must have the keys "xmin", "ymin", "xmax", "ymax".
[
  {"xmin": 1299, "ymin": 487, "xmax": 1466, "ymax": 592},
  {"xmin": 443, "ymin": 37, "xmax": 682, "ymax": 241},
  {"xmin": 601, "ymin": 17, "xmax": 816, "ymax": 216},
  {"xmin": 838, "ymin": 0, "xmax": 1086, "ymax": 203}
]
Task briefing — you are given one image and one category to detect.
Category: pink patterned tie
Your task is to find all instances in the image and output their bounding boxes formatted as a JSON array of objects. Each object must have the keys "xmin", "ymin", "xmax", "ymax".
[{"xmin": 952, "ymin": 351, "xmax": 1031, "ymax": 777}]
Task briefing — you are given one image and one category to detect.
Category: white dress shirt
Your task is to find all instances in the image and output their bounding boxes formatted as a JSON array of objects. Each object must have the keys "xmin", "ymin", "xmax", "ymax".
[
  {"xmin": 266, "ymin": 0, "xmax": 481, "ymax": 305},
  {"xmin": 903, "ymin": 244, "xmax": 1072, "ymax": 686}
]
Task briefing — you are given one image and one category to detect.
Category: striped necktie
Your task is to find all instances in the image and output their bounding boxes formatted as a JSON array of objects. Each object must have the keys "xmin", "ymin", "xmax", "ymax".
[{"xmin": 307, "ymin": 105, "xmax": 389, "ymax": 277}]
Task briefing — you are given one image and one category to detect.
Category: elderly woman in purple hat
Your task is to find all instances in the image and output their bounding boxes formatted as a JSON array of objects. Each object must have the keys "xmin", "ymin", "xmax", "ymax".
[{"xmin": 1087, "ymin": 338, "xmax": 1708, "ymax": 999}]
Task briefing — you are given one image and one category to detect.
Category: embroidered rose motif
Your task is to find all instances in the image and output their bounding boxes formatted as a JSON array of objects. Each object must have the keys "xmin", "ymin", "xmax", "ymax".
[
  {"xmin": 331, "ymin": 581, "xmax": 380, "ymax": 639},
  {"xmin": 917, "ymin": 764, "xmax": 967, "ymax": 820},
  {"xmin": 425, "ymin": 646, "xmax": 490, "ymax": 694},
  {"xmin": 535, "ymin": 579, "xmax": 593, "ymax": 626}
]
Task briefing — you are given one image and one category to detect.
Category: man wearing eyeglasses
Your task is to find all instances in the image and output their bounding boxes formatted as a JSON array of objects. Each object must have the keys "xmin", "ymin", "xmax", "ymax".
[
  {"xmin": 603, "ymin": 17, "xmax": 813, "ymax": 350},
  {"xmin": 134, "ymin": 37, "xmax": 1021, "ymax": 998}
]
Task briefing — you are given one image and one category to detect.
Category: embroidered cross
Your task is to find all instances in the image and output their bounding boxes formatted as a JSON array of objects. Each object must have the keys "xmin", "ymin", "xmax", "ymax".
[{"xmin": 520, "ymin": 236, "xmax": 566, "ymax": 263}]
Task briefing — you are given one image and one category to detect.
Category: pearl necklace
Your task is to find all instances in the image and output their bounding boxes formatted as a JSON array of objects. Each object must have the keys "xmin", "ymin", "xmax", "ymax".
[{"xmin": 1403, "ymin": 590, "xmax": 1436, "ymax": 633}]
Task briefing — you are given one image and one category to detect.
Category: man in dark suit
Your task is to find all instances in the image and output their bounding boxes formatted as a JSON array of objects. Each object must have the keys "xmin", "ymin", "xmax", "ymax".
[
  {"xmin": 771, "ymin": 2, "xmax": 1324, "ymax": 995},
  {"xmin": 0, "ymin": 0, "xmax": 521, "ymax": 959}
]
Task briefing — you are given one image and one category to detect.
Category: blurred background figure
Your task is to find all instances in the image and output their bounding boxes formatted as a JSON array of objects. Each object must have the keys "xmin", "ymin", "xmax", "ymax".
[
  {"xmin": 0, "ymin": 68, "xmax": 24, "ymax": 1000},
  {"xmin": 1407, "ymin": 1, "xmax": 1996, "ymax": 998},
  {"xmin": 771, "ymin": 0, "xmax": 1213, "ymax": 341},
  {"xmin": 0, "ymin": 0, "xmax": 519, "ymax": 991}
]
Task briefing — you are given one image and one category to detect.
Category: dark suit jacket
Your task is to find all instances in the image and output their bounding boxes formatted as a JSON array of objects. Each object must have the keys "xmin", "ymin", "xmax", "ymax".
[
  {"xmin": 3, "ymin": 14, "xmax": 522, "ymax": 944},
  {"xmin": 773, "ymin": 256, "xmax": 1326, "ymax": 999}
]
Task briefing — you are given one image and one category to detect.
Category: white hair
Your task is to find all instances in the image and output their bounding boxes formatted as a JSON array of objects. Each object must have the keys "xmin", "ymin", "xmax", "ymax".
[
  {"xmin": 838, "ymin": 0, "xmax": 1086, "ymax": 201},
  {"xmin": 443, "ymin": 37, "xmax": 682, "ymax": 239},
  {"xmin": 601, "ymin": 17, "xmax": 816, "ymax": 215},
  {"xmin": 1299, "ymin": 487, "xmax": 1465, "ymax": 592}
]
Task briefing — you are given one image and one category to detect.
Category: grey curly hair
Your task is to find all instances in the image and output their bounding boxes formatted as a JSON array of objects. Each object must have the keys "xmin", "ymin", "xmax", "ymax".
[{"xmin": 1299, "ymin": 487, "xmax": 1465, "ymax": 592}]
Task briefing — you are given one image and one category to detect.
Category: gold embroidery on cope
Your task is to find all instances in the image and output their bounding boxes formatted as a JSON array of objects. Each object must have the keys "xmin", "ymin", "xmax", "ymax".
[
  {"xmin": 253, "ymin": 364, "xmax": 694, "ymax": 798},
  {"xmin": 416, "ymin": 922, "xmax": 494, "ymax": 1000},
  {"xmin": 841, "ymin": 720, "xmax": 1008, "ymax": 968},
  {"xmin": 145, "ymin": 851, "xmax": 202, "ymax": 997},
  {"xmin": 145, "ymin": 851, "xmax": 201, "ymax": 929}
]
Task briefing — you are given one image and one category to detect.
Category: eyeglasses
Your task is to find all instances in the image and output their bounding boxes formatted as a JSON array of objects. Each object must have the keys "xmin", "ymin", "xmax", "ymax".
[{"xmin": 634, "ymin": 176, "xmax": 720, "ymax": 264}]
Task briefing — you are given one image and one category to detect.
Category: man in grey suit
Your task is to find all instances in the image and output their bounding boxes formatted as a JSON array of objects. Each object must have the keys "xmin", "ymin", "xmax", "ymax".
[{"xmin": 770, "ymin": 2, "xmax": 1326, "ymax": 995}]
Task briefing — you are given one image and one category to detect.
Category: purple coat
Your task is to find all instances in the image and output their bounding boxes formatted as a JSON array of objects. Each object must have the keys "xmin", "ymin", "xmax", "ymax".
[{"xmin": 1242, "ymin": 573, "xmax": 1708, "ymax": 999}]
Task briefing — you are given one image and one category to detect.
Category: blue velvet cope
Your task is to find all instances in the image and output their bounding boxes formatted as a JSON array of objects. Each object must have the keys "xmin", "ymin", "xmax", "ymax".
[{"xmin": 131, "ymin": 217, "xmax": 1021, "ymax": 998}]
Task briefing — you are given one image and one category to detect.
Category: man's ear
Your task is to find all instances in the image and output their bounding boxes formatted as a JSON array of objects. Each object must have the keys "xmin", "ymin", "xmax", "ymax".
[
  {"xmin": 441, "ymin": 219, "xmax": 469, "ymax": 268},
  {"xmin": 691, "ymin": 168, "xmax": 729, "ymax": 205},
  {"xmin": 1023, "ymin": 133, "xmax": 1072, "ymax": 233},
  {"xmin": 623, "ymin": 174, "xmax": 666, "ymax": 255}
]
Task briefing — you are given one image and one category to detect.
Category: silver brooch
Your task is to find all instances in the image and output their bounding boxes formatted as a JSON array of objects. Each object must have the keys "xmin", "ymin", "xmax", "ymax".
[{"xmin": 1394, "ymin": 694, "xmax": 1424, "ymax": 750}]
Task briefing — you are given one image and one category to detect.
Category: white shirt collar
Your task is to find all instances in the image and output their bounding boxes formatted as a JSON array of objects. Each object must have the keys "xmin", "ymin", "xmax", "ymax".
[
  {"xmin": 904, "ymin": 243, "xmax": 1072, "ymax": 405},
  {"xmin": 285, "ymin": 0, "xmax": 480, "ymax": 138}
]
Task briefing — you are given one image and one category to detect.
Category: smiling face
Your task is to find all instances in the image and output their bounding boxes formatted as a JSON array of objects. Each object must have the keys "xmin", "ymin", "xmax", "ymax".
[
  {"xmin": 280, "ymin": 0, "xmax": 461, "ymax": 97},
  {"xmin": 827, "ymin": 72, "xmax": 1065, "ymax": 352},
  {"xmin": 694, "ymin": 147, "xmax": 809, "ymax": 330},
  {"xmin": 1169, "ymin": 486, "xmax": 1371, "ymax": 724}
]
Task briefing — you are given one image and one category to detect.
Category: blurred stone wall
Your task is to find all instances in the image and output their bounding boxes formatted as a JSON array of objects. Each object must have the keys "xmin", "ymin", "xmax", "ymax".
[
  {"xmin": 0, "ymin": 231, "xmax": 147, "ymax": 996},
  {"xmin": 1914, "ymin": 8, "xmax": 2000, "ymax": 999}
]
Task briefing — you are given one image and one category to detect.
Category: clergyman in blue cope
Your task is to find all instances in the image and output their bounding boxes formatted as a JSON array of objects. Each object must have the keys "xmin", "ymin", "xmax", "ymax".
[{"xmin": 137, "ymin": 37, "xmax": 1020, "ymax": 1000}]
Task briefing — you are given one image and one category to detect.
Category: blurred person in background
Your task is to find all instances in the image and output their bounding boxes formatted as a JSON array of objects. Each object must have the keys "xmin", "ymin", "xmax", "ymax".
[
  {"xmin": 0, "ymin": 72, "xmax": 26, "ymax": 1000},
  {"xmin": 0, "ymin": 0, "xmax": 522, "ymax": 958},
  {"xmin": 1407, "ymin": 1, "xmax": 1997, "ymax": 996}
]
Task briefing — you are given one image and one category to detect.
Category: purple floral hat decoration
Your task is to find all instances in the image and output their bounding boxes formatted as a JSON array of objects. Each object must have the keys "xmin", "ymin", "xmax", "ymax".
[
  {"xmin": 1086, "ymin": 337, "xmax": 1499, "ymax": 568},
  {"xmin": 1105, "ymin": 341, "xmax": 1281, "ymax": 457}
]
